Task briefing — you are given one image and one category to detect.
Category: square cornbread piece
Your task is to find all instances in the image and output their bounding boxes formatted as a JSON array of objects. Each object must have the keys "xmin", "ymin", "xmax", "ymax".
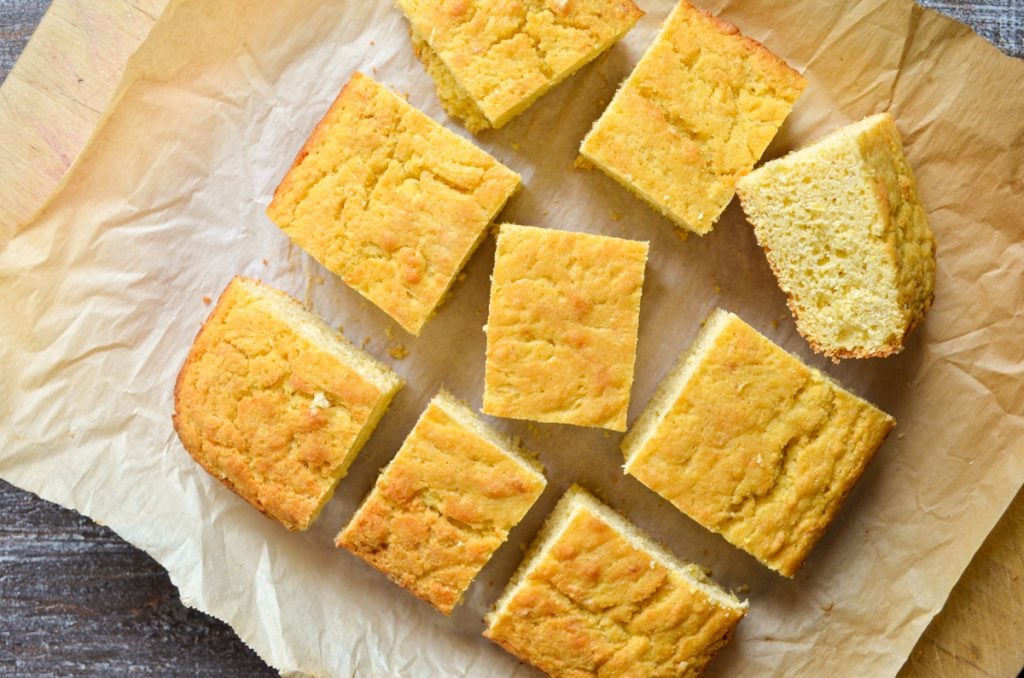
[
  {"xmin": 266, "ymin": 72, "xmax": 520, "ymax": 335},
  {"xmin": 172, "ymin": 277, "xmax": 403, "ymax": 531},
  {"xmin": 399, "ymin": 0, "xmax": 644, "ymax": 133},
  {"xmin": 337, "ymin": 390, "xmax": 546, "ymax": 615},
  {"xmin": 485, "ymin": 485, "xmax": 747, "ymax": 676},
  {"xmin": 736, "ymin": 113, "xmax": 936, "ymax": 359},
  {"xmin": 579, "ymin": 0, "xmax": 807, "ymax": 235},
  {"xmin": 483, "ymin": 224, "xmax": 648, "ymax": 431},
  {"xmin": 622, "ymin": 309, "xmax": 895, "ymax": 576}
]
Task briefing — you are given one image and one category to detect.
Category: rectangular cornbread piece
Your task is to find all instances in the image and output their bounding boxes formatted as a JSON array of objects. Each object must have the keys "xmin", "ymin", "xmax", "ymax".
[
  {"xmin": 485, "ymin": 485, "xmax": 747, "ymax": 676},
  {"xmin": 266, "ymin": 72, "xmax": 521, "ymax": 335},
  {"xmin": 172, "ymin": 277, "xmax": 403, "ymax": 531},
  {"xmin": 621, "ymin": 309, "xmax": 895, "ymax": 576},
  {"xmin": 736, "ymin": 113, "xmax": 936, "ymax": 359},
  {"xmin": 579, "ymin": 0, "xmax": 807, "ymax": 235},
  {"xmin": 483, "ymin": 224, "xmax": 648, "ymax": 431},
  {"xmin": 399, "ymin": 0, "xmax": 644, "ymax": 133},
  {"xmin": 336, "ymin": 390, "xmax": 546, "ymax": 615}
]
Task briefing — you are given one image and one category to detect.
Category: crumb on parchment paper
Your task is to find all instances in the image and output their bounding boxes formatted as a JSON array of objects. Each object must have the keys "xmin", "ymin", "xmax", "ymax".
[{"xmin": 388, "ymin": 345, "xmax": 409, "ymax": 360}]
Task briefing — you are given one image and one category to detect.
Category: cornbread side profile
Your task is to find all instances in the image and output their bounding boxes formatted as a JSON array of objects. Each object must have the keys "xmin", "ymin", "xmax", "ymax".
[
  {"xmin": 579, "ymin": 0, "xmax": 806, "ymax": 235},
  {"xmin": 398, "ymin": 0, "xmax": 644, "ymax": 133},
  {"xmin": 622, "ymin": 309, "xmax": 895, "ymax": 576},
  {"xmin": 337, "ymin": 391, "xmax": 546, "ymax": 615},
  {"xmin": 736, "ymin": 113, "xmax": 936, "ymax": 359},
  {"xmin": 172, "ymin": 277, "xmax": 403, "ymax": 531},
  {"xmin": 485, "ymin": 485, "xmax": 747, "ymax": 676},
  {"xmin": 483, "ymin": 224, "xmax": 648, "ymax": 431},
  {"xmin": 266, "ymin": 72, "xmax": 521, "ymax": 335}
]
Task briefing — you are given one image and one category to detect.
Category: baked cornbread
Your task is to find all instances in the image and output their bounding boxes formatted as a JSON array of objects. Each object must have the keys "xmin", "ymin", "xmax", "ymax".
[
  {"xmin": 485, "ymin": 485, "xmax": 747, "ymax": 676},
  {"xmin": 172, "ymin": 277, "xmax": 403, "ymax": 531},
  {"xmin": 398, "ymin": 0, "xmax": 644, "ymax": 133},
  {"xmin": 579, "ymin": 0, "xmax": 806, "ymax": 235},
  {"xmin": 621, "ymin": 309, "xmax": 895, "ymax": 576},
  {"xmin": 266, "ymin": 72, "xmax": 520, "ymax": 335},
  {"xmin": 736, "ymin": 113, "xmax": 936, "ymax": 359},
  {"xmin": 336, "ymin": 390, "xmax": 545, "ymax": 615},
  {"xmin": 483, "ymin": 224, "xmax": 648, "ymax": 431}
]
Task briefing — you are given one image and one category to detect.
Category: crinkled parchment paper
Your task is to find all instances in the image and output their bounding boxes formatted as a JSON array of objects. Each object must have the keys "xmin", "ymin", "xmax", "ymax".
[{"xmin": 2, "ymin": 0, "xmax": 1023, "ymax": 675}]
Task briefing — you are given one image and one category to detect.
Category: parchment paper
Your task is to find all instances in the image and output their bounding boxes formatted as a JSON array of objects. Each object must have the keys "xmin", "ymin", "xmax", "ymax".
[{"xmin": 2, "ymin": 0, "xmax": 1023, "ymax": 675}]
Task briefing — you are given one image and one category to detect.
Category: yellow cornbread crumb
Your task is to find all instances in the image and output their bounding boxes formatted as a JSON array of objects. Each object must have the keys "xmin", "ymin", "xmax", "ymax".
[
  {"xmin": 266, "ymin": 72, "xmax": 520, "ymax": 335},
  {"xmin": 387, "ymin": 344, "xmax": 410, "ymax": 360},
  {"xmin": 485, "ymin": 485, "xmax": 746, "ymax": 675},
  {"xmin": 483, "ymin": 224, "xmax": 648, "ymax": 431},
  {"xmin": 736, "ymin": 113, "xmax": 936, "ymax": 359},
  {"xmin": 337, "ymin": 391, "xmax": 546, "ymax": 614},
  {"xmin": 172, "ymin": 277, "xmax": 403, "ymax": 531},
  {"xmin": 580, "ymin": 0, "xmax": 806, "ymax": 234},
  {"xmin": 399, "ymin": 0, "xmax": 644, "ymax": 132},
  {"xmin": 621, "ymin": 309, "xmax": 895, "ymax": 576}
]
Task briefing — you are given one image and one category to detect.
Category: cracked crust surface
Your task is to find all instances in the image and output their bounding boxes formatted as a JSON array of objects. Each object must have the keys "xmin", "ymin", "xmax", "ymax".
[
  {"xmin": 483, "ymin": 224, "xmax": 648, "ymax": 431},
  {"xmin": 399, "ymin": 0, "xmax": 643, "ymax": 132},
  {"xmin": 266, "ymin": 72, "xmax": 520, "ymax": 334},
  {"xmin": 621, "ymin": 309, "xmax": 894, "ymax": 576},
  {"xmin": 172, "ymin": 277, "xmax": 403, "ymax": 531},
  {"xmin": 579, "ymin": 0, "xmax": 806, "ymax": 234},
  {"xmin": 485, "ymin": 486, "xmax": 746, "ymax": 677},
  {"xmin": 336, "ymin": 391, "xmax": 545, "ymax": 615}
]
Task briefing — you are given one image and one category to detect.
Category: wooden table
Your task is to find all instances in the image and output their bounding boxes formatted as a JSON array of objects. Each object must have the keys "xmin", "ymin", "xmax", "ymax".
[{"xmin": 1, "ymin": 1, "xmax": 1021, "ymax": 675}]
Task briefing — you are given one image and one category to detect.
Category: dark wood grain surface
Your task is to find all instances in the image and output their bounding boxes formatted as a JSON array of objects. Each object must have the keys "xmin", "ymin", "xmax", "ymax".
[{"xmin": 1, "ymin": 0, "xmax": 1021, "ymax": 675}]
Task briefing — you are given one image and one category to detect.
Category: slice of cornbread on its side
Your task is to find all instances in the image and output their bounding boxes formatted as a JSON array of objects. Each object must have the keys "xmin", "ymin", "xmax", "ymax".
[
  {"xmin": 266, "ymin": 72, "xmax": 521, "ymax": 335},
  {"xmin": 398, "ymin": 0, "xmax": 644, "ymax": 133},
  {"xmin": 622, "ymin": 309, "xmax": 895, "ymax": 577},
  {"xmin": 736, "ymin": 113, "xmax": 936, "ymax": 359},
  {"xmin": 485, "ymin": 485, "xmax": 747, "ymax": 677},
  {"xmin": 579, "ymin": 0, "xmax": 806, "ymax": 235},
  {"xmin": 172, "ymin": 277, "xmax": 403, "ymax": 531},
  {"xmin": 336, "ymin": 390, "xmax": 546, "ymax": 615},
  {"xmin": 483, "ymin": 224, "xmax": 648, "ymax": 431}
]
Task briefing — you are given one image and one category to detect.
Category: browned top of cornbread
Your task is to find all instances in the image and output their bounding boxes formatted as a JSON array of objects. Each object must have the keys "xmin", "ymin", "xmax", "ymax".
[
  {"xmin": 266, "ymin": 72, "xmax": 520, "ymax": 334},
  {"xmin": 580, "ymin": 0, "xmax": 806, "ymax": 234},
  {"xmin": 172, "ymin": 277, "xmax": 402, "ymax": 531},
  {"xmin": 485, "ymin": 486, "xmax": 745, "ymax": 676},
  {"xmin": 398, "ymin": 0, "xmax": 644, "ymax": 131},
  {"xmin": 483, "ymin": 224, "xmax": 648, "ymax": 431},
  {"xmin": 736, "ymin": 113, "xmax": 936, "ymax": 359},
  {"xmin": 337, "ymin": 391, "xmax": 545, "ymax": 614},
  {"xmin": 622, "ymin": 310, "xmax": 894, "ymax": 576}
]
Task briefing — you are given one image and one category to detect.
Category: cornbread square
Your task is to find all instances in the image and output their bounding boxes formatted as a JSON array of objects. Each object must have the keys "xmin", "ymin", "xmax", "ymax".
[
  {"xmin": 622, "ymin": 309, "xmax": 895, "ymax": 576},
  {"xmin": 399, "ymin": 0, "xmax": 644, "ymax": 133},
  {"xmin": 579, "ymin": 0, "xmax": 807, "ymax": 235},
  {"xmin": 336, "ymin": 391, "xmax": 546, "ymax": 615},
  {"xmin": 736, "ymin": 113, "xmax": 936, "ymax": 359},
  {"xmin": 172, "ymin": 277, "xmax": 403, "ymax": 531},
  {"xmin": 266, "ymin": 72, "xmax": 520, "ymax": 335},
  {"xmin": 485, "ymin": 485, "xmax": 747, "ymax": 676},
  {"xmin": 483, "ymin": 224, "xmax": 648, "ymax": 431}
]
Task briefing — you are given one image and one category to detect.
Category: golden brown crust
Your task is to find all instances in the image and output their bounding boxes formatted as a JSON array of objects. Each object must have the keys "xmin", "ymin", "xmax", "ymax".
[
  {"xmin": 579, "ymin": 0, "xmax": 806, "ymax": 235},
  {"xmin": 482, "ymin": 224, "xmax": 648, "ymax": 431},
  {"xmin": 172, "ymin": 277, "xmax": 401, "ymax": 531},
  {"xmin": 622, "ymin": 310, "xmax": 895, "ymax": 576},
  {"xmin": 266, "ymin": 72, "xmax": 520, "ymax": 334},
  {"xmin": 336, "ymin": 392, "xmax": 545, "ymax": 614},
  {"xmin": 398, "ymin": 0, "xmax": 644, "ymax": 131}
]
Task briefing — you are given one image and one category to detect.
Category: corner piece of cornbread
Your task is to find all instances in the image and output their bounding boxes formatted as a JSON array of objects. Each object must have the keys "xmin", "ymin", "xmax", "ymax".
[
  {"xmin": 621, "ymin": 309, "xmax": 895, "ymax": 576},
  {"xmin": 336, "ymin": 390, "xmax": 546, "ymax": 615},
  {"xmin": 485, "ymin": 485, "xmax": 747, "ymax": 676},
  {"xmin": 579, "ymin": 0, "xmax": 806, "ymax": 235},
  {"xmin": 398, "ymin": 0, "xmax": 644, "ymax": 133},
  {"xmin": 172, "ymin": 277, "xmax": 403, "ymax": 531},
  {"xmin": 736, "ymin": 113, "xmax": 936, "ymax": 359},
  {"xmin": 483, "ymin": 224, "xmax": 648, "ymax": 431},
  {"xmin": 266, "ymin": 72, "xmax": 520, "ymax": 335}
]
